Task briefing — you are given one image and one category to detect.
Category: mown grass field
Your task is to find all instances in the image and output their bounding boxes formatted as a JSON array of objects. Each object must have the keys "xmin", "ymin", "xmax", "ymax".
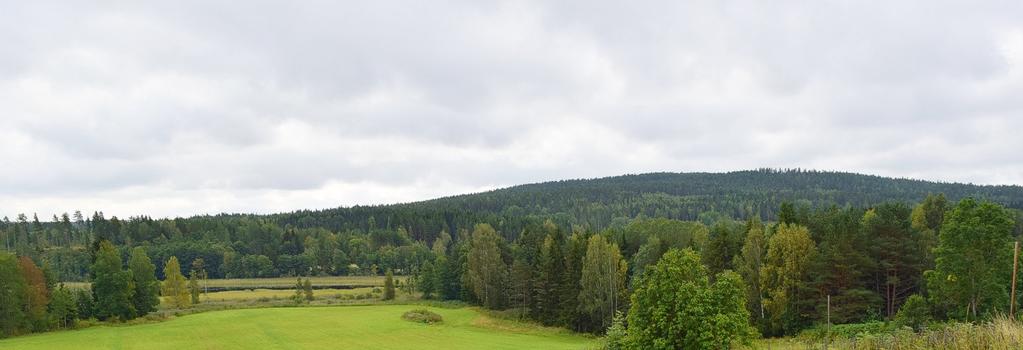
[{"xmin": 0, "ymin": 305, "xmax": 599, "ymax": 350}]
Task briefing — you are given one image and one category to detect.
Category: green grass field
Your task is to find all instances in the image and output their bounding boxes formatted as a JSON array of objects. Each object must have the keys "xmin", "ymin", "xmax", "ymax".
[
  {"xmin": 0, "ymin": 305, "xmax": 599, "ymax": 350},
  {"xmin": 63, "ymin": 275, "xmax": 391, "ymax": 290}
]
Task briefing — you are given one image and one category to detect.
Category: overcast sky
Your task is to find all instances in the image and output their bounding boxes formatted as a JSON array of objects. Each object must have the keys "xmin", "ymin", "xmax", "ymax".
[{"xmin": 2, "ymin": 1, "xmax": 1023, "ymax": 219}]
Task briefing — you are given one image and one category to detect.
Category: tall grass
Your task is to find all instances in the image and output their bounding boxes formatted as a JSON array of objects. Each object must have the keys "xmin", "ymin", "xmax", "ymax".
[{"xmin": 799, "ymin": 316, "xmax": 1023, "ymax": 350}]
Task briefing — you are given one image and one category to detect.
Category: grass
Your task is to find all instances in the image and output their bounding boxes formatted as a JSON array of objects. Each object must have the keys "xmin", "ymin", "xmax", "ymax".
[
  {"xmin": 0, "ymin": 305, "xmax": 599, "ymax": 350},
  {"xmin": 749, "ymin": 317, "xmax": 1023, "ymax": 350},
  {"xmin": 63, "ymin": 275, "xmax": 391, "ymax": 290},
  {"xmin": 199, "ymin": 287, "xmax": 378, "ymax": 302}
]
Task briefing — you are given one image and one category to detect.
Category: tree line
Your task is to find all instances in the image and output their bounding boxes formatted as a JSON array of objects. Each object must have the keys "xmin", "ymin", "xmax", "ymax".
[
  {"xmin": 0, "ymin": 241, "xmax": 205, "ymax": 338},
  {"xmin": 2, "ymin": 187, "xmax": 1022, "ymax": 345}
]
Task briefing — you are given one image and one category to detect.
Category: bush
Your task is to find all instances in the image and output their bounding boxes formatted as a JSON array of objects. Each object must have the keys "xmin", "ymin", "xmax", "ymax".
[
  {"xmin": 894, "ymin": 294, "xmax": 931, "ymax": 331},
  {"xmin": 402, "ymin": 309, "xmax": 443, "ymax": 324}
]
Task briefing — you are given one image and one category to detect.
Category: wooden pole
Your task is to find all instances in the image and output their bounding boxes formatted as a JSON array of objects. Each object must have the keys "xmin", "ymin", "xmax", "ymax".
[
  {"xmin": 1012, "ymin": 241, "xmax": 1019, "ymax": 318},
  {"xmin": 826, "ymin": 294, "xmax": 831, "ymax": 350}
]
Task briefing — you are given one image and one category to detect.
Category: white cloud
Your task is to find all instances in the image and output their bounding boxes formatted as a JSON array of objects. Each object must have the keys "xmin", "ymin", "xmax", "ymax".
[{"xmin": 1, "ymin": 0, "xmax": 1022, "ymax": 218}]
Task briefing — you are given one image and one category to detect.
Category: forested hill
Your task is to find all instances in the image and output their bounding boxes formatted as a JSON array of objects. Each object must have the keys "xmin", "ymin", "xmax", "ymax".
[{"xmin": 270, "ymin": 169, "xmax": 1023, "ymax": 240}]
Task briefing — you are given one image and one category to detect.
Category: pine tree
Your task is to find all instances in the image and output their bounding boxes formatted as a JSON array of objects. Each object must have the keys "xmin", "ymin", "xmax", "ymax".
[
  {"xmin": 161, "ymin": 256, "xmax": 190, "ymax": 309},
  {"xmin": 92, "ymin": 241, "xmax": 136, "ymax": 321},
  {"xmin": 128, "ymin": 247, "xmax": 160, "ymax": 315}
]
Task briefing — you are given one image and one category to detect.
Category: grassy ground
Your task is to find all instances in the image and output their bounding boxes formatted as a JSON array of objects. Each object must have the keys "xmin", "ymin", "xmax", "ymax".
[
  {"xmin": 63, "ymin": 275, "xmax": 392, "ymax": 290},
  {"xmin": 0, "ymin": 305, "xmax": 599, "ymax": 350},
  {"xmin": 199, "ymin": 287, "xmax": 379, "ymax": 302}
]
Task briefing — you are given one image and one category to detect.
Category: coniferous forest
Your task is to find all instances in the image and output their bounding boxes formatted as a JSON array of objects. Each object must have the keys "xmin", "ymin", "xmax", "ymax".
[{"xmin": 3, "ymin": 169, "xmax": 1023, "ymax": 345}]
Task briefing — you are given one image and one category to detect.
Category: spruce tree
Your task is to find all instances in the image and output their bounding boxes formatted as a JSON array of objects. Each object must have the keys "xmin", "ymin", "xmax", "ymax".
[
  {"xmin": 92, "ymin": 241, "xmax": 136, "ymax": 321},
  {"xmin": 383, "ymin": 269, "xmax": 396, "ymax": 300}
]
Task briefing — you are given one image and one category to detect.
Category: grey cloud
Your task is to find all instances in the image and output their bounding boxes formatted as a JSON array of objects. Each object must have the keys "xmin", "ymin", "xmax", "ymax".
[{"xmin": 1, "ymin": 0, "xmax": 1022, "ymax": 218}]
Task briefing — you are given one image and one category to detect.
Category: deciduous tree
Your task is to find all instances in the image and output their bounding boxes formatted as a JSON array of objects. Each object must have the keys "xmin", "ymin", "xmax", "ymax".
[
  {"xmin": 128, "ymin": 247, "xmax": 160, "ymax": 315},
  {"xmin": 577, "ymin": 234, "xmax": 627, "ymax": 333},
  {"xmin": 926, "ymin": 198, "xmax": 1014, "ymax": 320},
  {"xmin": 628, "ymin": 249, "xmax": 755, "ymax": 349},
  {"xmin": 161, "ymin": 256, "xmax": 190, "ymax": 309}
]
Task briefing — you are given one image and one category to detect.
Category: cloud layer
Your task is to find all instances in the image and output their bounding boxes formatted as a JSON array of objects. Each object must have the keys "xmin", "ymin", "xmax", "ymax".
[{"xmin": 2, "ymin": 1, "xmax": 1022, "ymax": 218}]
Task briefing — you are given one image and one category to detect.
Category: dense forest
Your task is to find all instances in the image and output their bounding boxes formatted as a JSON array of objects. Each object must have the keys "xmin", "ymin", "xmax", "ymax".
[{"xmin": 3, "ymin": 169, "xmax": 1023, "ymax": 341}]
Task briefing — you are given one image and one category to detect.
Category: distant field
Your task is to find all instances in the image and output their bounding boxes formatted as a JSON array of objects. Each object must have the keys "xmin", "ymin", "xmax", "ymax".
[
  {"xmin": 63, "ymin": 275, "xmax": 392, "ymax": 290},
  {"xmin": 201, "ymin": 287, "xmax": 378, "ymax": 302},
  {"xmin": 0, "ymin": 305, "xmax": 599, "ymax": 350}
]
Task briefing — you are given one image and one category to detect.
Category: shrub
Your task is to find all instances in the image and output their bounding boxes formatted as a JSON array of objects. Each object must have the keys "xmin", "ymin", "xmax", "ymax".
[
  {"xmin": 894, "ymin": 294, "xmax": 931, "ymax": 331},
  {"xmin": 402, "ymin": 309, "xmax": 443, "ymax": 324}
]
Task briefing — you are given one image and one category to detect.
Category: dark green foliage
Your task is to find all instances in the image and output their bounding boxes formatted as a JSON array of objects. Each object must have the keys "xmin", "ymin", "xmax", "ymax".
[
  {"xmin": 627, "ymin": 249, "xmax": 755, "ymax": 349},
  {"xmin": 418, "ymin": 260, "xmax": 438, "ymax": 299},
  {"xmin": 48, "ymin": 285, "xmax": 78, "ymax": 329},
  {"xmin": 702, "ymin": 219, "xmax": 744, "ymax": 277},
  {"xmin": 894, "ymin": 294, "xmax": 930, "ymax": 331},
  {"xmin": 0, "ymin": 252, "xmax": 28, "ymax": 337},
  {"xmin": 927, "ymin": 198, "xmax": 1015, "ymax": 320},
  {"xmin": 74, "ymin": 289, "xmax": 95, "ymax": 320},
  {"xmin": 127, "ymin": 248, "xmax": 160, "ymax": 315},
  {"xmin": 383, "ymin": 269, "xmax": 396, "ymax": 301},
  {"xmin": 534, "ymin": 234, "xmax": 563, "ymax": 325},
  {"xmin": 91, "ymin": 241, "xmax": 135, "ymax": 321}
]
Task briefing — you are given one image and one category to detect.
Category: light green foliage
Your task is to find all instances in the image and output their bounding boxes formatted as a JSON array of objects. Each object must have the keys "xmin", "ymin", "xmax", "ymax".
[
  {"xmin": 48, "ymin": 285, "xmax": 78, "ymax": 329},
  {"xmin": 188, "ymin": 271, "xmax": 201, "ymax": 305},
  {"xmin": 128, "ymin": 247, "xmax": 160, "ymax": 315},
  {"xmin": 578, "ymin": 234, "xmax": 628, "ymax": 333},
  {"xmin": 383, "ymin": 269, "xmax": 396, "ymax": 301},
  {"xmin": 734, "ymin": 218, "xmax": 766, "ymax": 328},
  {"xmin": 926, "ymin": 198, "xmax": 1014, "ymax": 320},
  {"xmin": 627, "ymin": 249, "xmax": 755, "ymax": 349},
  {"xmin": 92, "ymin": 241, "xmax": 136, "ymax": 320},
  {"xmin": 303, "ymin": 278, "xmax": 314, "ymax": 301},
  {"xmin": 161, "ymin": 256, "xmax": 190, "ymax": 309},
  {"xmin": 761, "ymin": 223, "xmax": 817, "ymax": 335},
  {"xmin": 894, "ymin": 294, "xmax": 930, "ymax": 331},
  {"xmin": 603, "ymin": 311, "xmax": 627, "ymax": 350},
  {"xmin": 467, "ymin": 224, "xmax": 508, "ymax": 309},
  {"xmin": 0, "ymin": 305, "xmax": 599, "ymax": 350}
]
